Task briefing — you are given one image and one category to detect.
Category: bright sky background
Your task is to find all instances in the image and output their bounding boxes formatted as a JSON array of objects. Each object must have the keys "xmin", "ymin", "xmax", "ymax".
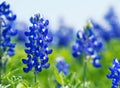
[{"xmin": 1, "ymin": 0, "xmax": 120, "ymax": 30}]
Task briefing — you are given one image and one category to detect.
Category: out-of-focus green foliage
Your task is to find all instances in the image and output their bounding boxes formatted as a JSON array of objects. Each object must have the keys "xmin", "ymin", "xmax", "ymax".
[{"xmin": 1, "ymin": 39, "xmax": 120, "ymax": 88}]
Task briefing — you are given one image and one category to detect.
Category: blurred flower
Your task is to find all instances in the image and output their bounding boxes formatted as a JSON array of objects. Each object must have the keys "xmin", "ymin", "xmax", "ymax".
[
  {"xmin": 91, "ymin": 7, "xmax": 120, "ymax": 42},
  {"xmin": 55, "ymin": 26, "xmax": 74, "ymax": 46},
  {"xmin": 105, "ymin": 7, "xmax": 120, "ymax": 38},
  {"xmin": 0, "ymin": 1, "xmax": 17, "ymax": 56},
  {"xmin": 72, "ymin": 22, "xmax": 102, "ymax": 67},
  {"xmin": 22, "ymin": 13, "xmax": 53, "ymax": 73},
  {"xmin": 55, "ymin": 18, "xmax": 74, "ymax": 46},
  {"xmin": 56, "ymin": 56, "xmax": 70, "ymax": 75},
  {"xmin": 91, "ymin": 20, "xmax": 113, "ymax": 41},
  {"xmin": 107, "ymin": 58, "xmax": 120, "ymax": 88},
  {"xmin": 12, "ymin": 21, "xmax": 28, "ymax": 42}
]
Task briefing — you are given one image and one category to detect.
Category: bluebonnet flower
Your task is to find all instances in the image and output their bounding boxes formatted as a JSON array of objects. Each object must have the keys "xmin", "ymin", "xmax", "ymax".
[
  {"xmin": 91, "ymin": 20, "xmax": 113, "ymax": 41},
  {"xmin": 55, "ymin": 19, "xmax": 74, "ymax": 46},
  {"xmin": 72, "ymin": 22, "xmax": 102, "ymax": 67},
  {"xmin": 91, "ymin": 7, "xmax": 120, "ymax": 42},
  {"xmin": 104, "ymin": 7, "xmax": 120, "ymax": 38},
  {"xmin": 12, "ymin": 21, "xmax": 28, "ymax": 42},
  {"xmin": 56, "ymin": 57, "xmax": 70, "ymax": 75},
  {"xmin": 107, "ymin": 58, "xmax": 120, "ymax": 88},
  {"xmin": 0, "ymin": 1, "xmax": 17, "ymax": 56},
  {"xmin": 22, "ymin": 13, "xmax": 53, "ymax": 73}
]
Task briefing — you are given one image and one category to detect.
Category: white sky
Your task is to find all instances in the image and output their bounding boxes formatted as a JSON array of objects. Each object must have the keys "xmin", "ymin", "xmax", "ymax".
[{"xmin": 0, "ymin": 0, "xmax": 120, "ymax": 30}]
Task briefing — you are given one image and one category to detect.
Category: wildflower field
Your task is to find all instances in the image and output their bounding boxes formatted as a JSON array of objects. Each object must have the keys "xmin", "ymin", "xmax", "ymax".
[{"xmin": 1, "ymin": 1, "xmax": 120, "ymax": 88}]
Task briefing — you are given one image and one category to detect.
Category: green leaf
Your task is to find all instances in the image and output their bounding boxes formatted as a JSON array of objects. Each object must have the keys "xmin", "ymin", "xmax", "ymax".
[{"xmin": 53, "ymin": 67, "xmax": 64, "ymax": 86}]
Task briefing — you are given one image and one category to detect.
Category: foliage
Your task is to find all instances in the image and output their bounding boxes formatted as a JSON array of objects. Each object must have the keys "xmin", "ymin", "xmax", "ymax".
[{"xmin": 1, "ymin": 39, "xmax": 120, "ymax": 88}]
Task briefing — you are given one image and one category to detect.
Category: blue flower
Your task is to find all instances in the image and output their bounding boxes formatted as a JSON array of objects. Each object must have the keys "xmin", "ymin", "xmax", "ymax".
[
  {"xmin": 107, "ymin": 58, "xmax": 120, "ymax": 88},
  {"xmin": 91, "ymin": 20, "xmax": 113, "ymax": 41},
  {"xmin": 91, "ymin": 7, "xmax": 120, "ymax": 41},
  {"xmin": 0, "ymin": 1, "xmax": 17, "ymax": 56},
  {"xmin": 22, "ymin": 13, "xmax": 53, "ymax": 73},
  {"xmin": 56, "ymin": 57, "xmax": 70, "ymax": 75},
  {"xmin": 72, "ymin": 22, "xmax": 102, "ymax": 68},
  {"xmin": 12, "ymin": 21, "xmax": 28, "ymax": 42},
  {"xmin": 55, "ymin": 19, "xmax": 74, "ymax": 46},
  {"xmin": 104, "ymin": 7, "xmax": 120, "ymax": 38}
]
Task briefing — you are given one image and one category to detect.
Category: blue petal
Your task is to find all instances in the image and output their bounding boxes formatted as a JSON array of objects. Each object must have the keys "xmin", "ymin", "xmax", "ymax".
[
  {"xmin": 34, "ymin": 51, "xmax": 40, "ymax": 57},
  {"xmin": 22, "ymin": 59, "xmax": 29, "ymax": 64},
  {"xmin": 23, "ymin": 67, "xmax": 30, "ymax": 73},
  {"xmin": 45, "ymin": 48, "xmax": 53, "ymax": 54},
  {"xmin": 40, "ymin": 18, "xmax": 44, "ymax": 22},
  {"xmin": 44, "ymin": 35, "xmax": 53, "ymax": 42},
  {"xmin": 41, "ymin": 56, "xmax": 48, "ymax": 65},
  {"xmin": 3, "ymin": 9, "xmax": 10, "ymax": 15},
  {"xmin": 42, "ymin": 28, "xmax": 48, "ymax": 36},
  {"xmin": 8, "ymin": 43, "xmax": 16, "ymax": 48},
  {"xmin": 35, "ymin": 65, "xmax": 42, "ymax": 72},
  {"xmin": 37, "ymin": 38, "xmax": 43, "ymax": 47},
  {"xmin": 24, "ymin": 31, "xmax": 31, "ymax": 36},
  {"xmin": 42, "ymin": 63, "xmax": 50, "ymax": 68},
  {"xmin": 30, "ymin": 17, "xmax": 35, "ymax": 24},
  {"xmin": 87, "ymin": 28, "xmax": 94, "ymax": 36},
  {"xmin": 24, "ymin": 49, "xmax": 31, "ymax": 54},
  {"xmin": 27, "ymin": 63, "xmax": 33, "ymax": 71},
  {"xmin": 44, "ymin": 20, "xmax": 49, "ymax": 26},
  {"xmin": 77, "ymin": 31, "xmax": 86, "ymax": 40},
  {"xmin": 7, "ymin": 48, "xmax": 14, "ymax": 56},
  {"xmin": 10, "ymin": 29, "xmax": 17, "ymax": 36},
  {"xmin": 1, "ymin": 1, "xmax": 10, "ymax": 9},
  {"xmin": 72, "ymin": 52, "xmax": 80, "ymax": 57},
  {"xmin": 6, "ymin": 13, "xmax": 16, "ymax": 21},
  {"xmin": 25, "ymin": 43, "xmax": 31, "ymax": 48},
  {"xmin": 93, "ymin": 58, "xmax": 101, "ymax": 68}
]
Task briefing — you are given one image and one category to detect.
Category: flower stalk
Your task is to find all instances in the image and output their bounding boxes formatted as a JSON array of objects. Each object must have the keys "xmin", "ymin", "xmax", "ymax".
[
  {"xmin": 22, "ymin": 13, "xmax": 53, "ymax": 84},
  {"xmin": 83, "ymin": 60, "xmax": 87, "ymax": 88},
  {"xmin": 34, "ymin": 70, "xmax": 37, "ymax": 83}
]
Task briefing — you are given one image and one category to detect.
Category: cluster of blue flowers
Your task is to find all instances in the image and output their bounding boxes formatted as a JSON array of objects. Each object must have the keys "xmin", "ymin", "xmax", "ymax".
[
  {"xmin": 55, "ymin": 23, "xmax": 74, "ymax": 46},
  {"xmin": 105, "ymin": 7, "xmax": 120, "ymax": 38},
  {"xmin": 72, "ymin": 23, "xmax": 102, "ymax": 67},
  {"xmin": 22, "ymin": 13, "xmax": 53, "ymax": 73},
  {"xmin": 92, "ymin": 7, "xmax": 120, "ymax": 42},
  {"xmin": 107, "ymin": 58, "xmax": 120, "ymax": 88},
  {"xmin": 0, "ymin": 1, "xmax": 17, "ymax": 56},
  {"xmin": 12, "ymin": 21, "xmax": 28, "ymax": 42},
  {"xmin": 56, "ymin": 56, "xmax": 70, "ymax": 75},
  {"xmin": 91, "ymin": 20, "xmax": 112, "ymax": 41}
]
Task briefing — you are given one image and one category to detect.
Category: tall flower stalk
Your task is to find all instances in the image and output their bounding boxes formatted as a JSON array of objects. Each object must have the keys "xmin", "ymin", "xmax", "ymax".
[
  {"xmin": 72, "ymin": 21, "xmax": 102, "ymax": 88},
  {"xmin": 22, "ymin": 13, "xmax": 53, "ymax": 83},
  {"xmin": 0, "ymin": 1, "xmax": 17, "ymax": 76}
]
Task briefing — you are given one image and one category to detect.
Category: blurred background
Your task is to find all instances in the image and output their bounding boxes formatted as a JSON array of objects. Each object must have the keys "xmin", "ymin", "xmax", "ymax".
[{"xmin": 0, "ymin": 0, "xmax": 120, "ymax": 30}]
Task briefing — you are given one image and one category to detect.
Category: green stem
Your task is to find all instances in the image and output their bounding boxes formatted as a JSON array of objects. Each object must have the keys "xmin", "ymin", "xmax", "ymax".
[
  {"xmin": 118, "ymin": 83, "xmax": 120, "ymax": 88},
  {"xmin": 0, "ymin": 18, "xmax": 2, "ymax": 84},
  {"xmin": 83, "ymin": 60, "xmax": 87, "ymax": 88},
  {"xmin": 34, "ymin": 71, "xmax": 37, "ymax": 83},
  {"xmin": 2, "ymin": 63, "xmax": 5, "ymax": 73}
]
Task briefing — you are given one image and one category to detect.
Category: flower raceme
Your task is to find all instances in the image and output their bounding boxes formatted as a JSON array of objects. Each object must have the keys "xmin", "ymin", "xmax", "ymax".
[
  {"xmin": 0, "ymin": 1, "xmax": 17, "ymax": 56},
  {"xmin": 91, "ymin": 7, "xmax": 120, "ymax": 42},
  {"xmin": 91, "ymin": 20, "xmax": 112, "ymax": 41},
  {"xmin": 22, "ymin": 13, "xmax": 53, "ymax": 73},
  {"xmin": 105, "ymin": 7, "xmax": 120, "ymax": 38},
  {"xmin": 107, "ymin": 58, "xmax": 120, "ymax": 88},
  {"xmin": 56, "ymin": 57, "xmax": 70, "ymax": 75},
  {"xmin": 55, "ymin": 24, "xmax": 74, "ymax": 46},
  {"xmin": 72, "ymin": 23, "xmax": 102, "ymax": 68}
]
